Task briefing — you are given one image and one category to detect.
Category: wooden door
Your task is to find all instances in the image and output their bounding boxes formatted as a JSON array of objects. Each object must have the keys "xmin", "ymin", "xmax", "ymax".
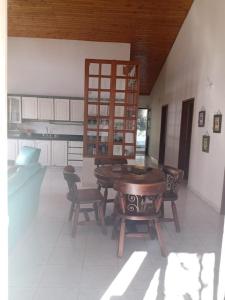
[
  {"xmin": 159, "ymin": 105, "xmax": 168, "ymax": 165},
  {"xmin": 178, "ymin": 99, "xmax": 194, "ymax": 180}
]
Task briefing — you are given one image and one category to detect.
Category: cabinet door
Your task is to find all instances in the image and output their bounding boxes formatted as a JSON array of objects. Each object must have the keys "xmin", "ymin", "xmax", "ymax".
[
  {"xmin": 38, "ymin": 98, "xmax": 54, "ymax": 120},
  {"xmin": 54, "ymin": 99, "xmax": 69, "ymax": 121},
  {"xmin": 8, "ymin": 139, "xmax": 18, "ymax": 160},
  {"xmin": 18, "ymin": 139, "xmax": 36, "ymax": 153},
  {"xmin": 8, "ymin": 96, "xmax": 22, "ymax": 123},
  {"xmin": 22, "ymin": 97, "xmax": 38, "ymax": 119},
  {"xmin": 70, "ymin": 100, "xmax": 84, "ymax": 122},
  {"xmin": 51, "ymin": 141, "xmax": 67, "ymax": 166},
  {"xmin": 35, "ymin": 140, "xmax": 51, "ymax": 166}
]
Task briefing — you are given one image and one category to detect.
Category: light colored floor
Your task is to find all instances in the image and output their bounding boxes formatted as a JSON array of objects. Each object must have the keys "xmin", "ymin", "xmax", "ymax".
[{"xmin": 9, "ymin": 166, "xmax": 224, "ymax": 300}]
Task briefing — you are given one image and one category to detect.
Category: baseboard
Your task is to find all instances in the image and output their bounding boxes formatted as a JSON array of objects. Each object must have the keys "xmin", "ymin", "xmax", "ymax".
[{"xmin": 188, "ymin": 184, "xmax": 220, "ymax": 213}]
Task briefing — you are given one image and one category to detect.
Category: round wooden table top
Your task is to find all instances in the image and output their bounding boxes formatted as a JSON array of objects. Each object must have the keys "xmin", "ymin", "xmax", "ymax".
[{"xmin": 94, "ymin": 165, "xmax": 165, "ymax": 186}]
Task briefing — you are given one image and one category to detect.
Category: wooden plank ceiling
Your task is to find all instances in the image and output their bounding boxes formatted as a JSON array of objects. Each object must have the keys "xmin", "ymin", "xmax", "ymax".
[{"xmin": 8, "ymin": 0, "xmax": 193, "ymax": 95}]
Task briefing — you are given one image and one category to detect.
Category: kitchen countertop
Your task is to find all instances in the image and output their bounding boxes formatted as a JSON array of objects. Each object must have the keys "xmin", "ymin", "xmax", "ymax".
[{"xmin": 8, "ymin": 132, "xmax": 83, "ymax": 141}]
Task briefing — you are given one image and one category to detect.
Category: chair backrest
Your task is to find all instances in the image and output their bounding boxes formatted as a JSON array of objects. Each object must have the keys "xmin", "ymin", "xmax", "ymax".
[
  {"xmin": 15, "ymin": 146, "xmax": 41, "ymax": 166},
  {"xmin": 63, "ymin": 166, "xmax": 80, "ymax": 202},
  {"xmin": 95, "ymin": 157, "xmax": 127, "ymax": 167},
  {"xmin": 162, "ymin": 165, "xmax": 184, "ymax": 193},
  {"xmin": 114, "ymin": 180, "xmax": 166, "ymax": 214}
]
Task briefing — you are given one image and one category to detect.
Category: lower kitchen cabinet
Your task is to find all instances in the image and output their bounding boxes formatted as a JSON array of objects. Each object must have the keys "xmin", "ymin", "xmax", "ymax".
[
  {"xmin": 18, "ymin": 139, "xmax": 36, "ymax": 152},
  {"xmin": 8, "ymin": 139, "xmax": 19, "ymax": 161},
  {"xmin": 51, "ymin": 140, "xmax": 67, "ymax": 166},
  {"xmin": 35, "ymin": 140, "xmax": 51, "ymax": 166}
]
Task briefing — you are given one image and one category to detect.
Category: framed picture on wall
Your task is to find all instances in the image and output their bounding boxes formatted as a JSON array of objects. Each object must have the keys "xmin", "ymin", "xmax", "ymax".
[
  {"xmin": 202, "ymin": 135, "xmax": 210, "ymax": 153},
  {"xmin": 198, "ymin": 110, "xmax": 205, "ymax": 127},
  {"xmin": 213, "ymin": 114, "xmax": 222, "ymax": 133}
]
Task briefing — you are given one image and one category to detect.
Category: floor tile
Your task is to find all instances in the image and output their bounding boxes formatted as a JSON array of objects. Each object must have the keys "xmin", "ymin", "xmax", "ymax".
[
  {"xmin": 9, "ymin": 166, "xmax": 223, "ymax": 300},
  {"xmin": 33, "ymin": 287, "xmax": 79, "ymax": 300}
]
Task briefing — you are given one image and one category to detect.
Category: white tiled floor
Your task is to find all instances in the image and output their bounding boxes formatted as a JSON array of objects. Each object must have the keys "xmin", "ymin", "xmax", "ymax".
[{"xmin": 9, "ymin": 167, "xmax": 224, "ymax": 300}]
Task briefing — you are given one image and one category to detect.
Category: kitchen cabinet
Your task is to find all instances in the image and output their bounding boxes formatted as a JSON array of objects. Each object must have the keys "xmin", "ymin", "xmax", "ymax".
[
  {"xmin": 8, "ymin": 96, "xmax": 22, "ymax": 123},
  {"xmin": 38, "ymin": 98, "xmax": 54, "ymax": 120},
  {"xmin": 18, "ymin": 139, "xmax": 36, "ymax": 152},
  {"xmin": 8, "ymin": 139, "xmax": 18, "ymax": 161},
  {"xmin": 70, "ymin": 100, "xmax": 84, "ymax": 122},
  {"xmin": 67, "ymin": 141, "xmax": 83, "ymax": 167},
  {"xmin": 35, "ymin": 140, "xmax": 51, "ymax": 166},
  {"xmin": 22, "ymin": 97, "xmax": 38, "ymax": 119},
  {"xmin": 51, "ymin": 140, "xmax": 67, "ymax": 166},
  {"xmin": 54, "ymin": 98, "xmax": 69, "ymax": 121}
]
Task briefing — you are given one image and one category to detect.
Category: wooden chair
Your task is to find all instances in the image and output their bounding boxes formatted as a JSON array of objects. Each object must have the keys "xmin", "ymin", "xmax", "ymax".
[
  {"xmin": 161, "ymin": 165, "xmax": 184, "ymax": 232},
  {"xmin": 63, "ymin": 166, "xmax": 106, "ymax": 237},
  {"xmin": 113, "ymin": 180, "xmax": 167, "ymax": 257},
  {"xmin": 95, "ymin": 157, "xmax": 128, "ymax": 214}
]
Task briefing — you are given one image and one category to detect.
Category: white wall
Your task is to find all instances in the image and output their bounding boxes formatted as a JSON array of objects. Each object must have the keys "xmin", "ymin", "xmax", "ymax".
[
  {"xmin": 149, "ymin": 0, "xmax": 225, "ymax": 212},
  {"xmin": 8, "ymin": 37, "xmax": 130, "ymax": 97}
]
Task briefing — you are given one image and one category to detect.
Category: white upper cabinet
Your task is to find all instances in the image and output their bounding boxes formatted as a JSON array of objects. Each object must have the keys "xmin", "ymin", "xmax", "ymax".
[
  {"xmin": 38, "ymin": 98, "xmax": 54, "ymax": 120},
  {"xmin": 70, "ymin": 100, "xmax": 84, "ymax": 122},
  {"xmin": 54, "ymin": 98, "xmax": 69, "ymax": 121},
  {"xmin": 8, "ymin": 96, "xmax": 22, "ymax": 123},
  {"xmin": 22, "ymin": 97, "xmax": 38, "ymax": 119}
]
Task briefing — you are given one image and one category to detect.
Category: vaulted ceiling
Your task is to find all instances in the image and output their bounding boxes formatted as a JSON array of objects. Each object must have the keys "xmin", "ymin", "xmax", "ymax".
[{"xmin": 8, "ymin": 0, "xmax": 193, "ymax": 95}]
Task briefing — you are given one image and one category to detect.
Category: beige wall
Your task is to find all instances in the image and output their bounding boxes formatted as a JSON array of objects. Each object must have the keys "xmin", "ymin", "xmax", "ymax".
[
  {"xmin": 8, "ymin": 37, "xmax": 130, "ymax": 97},
  {"xmin": 149, "ymin": 0, "xmax": 225, "ymax": 211}
]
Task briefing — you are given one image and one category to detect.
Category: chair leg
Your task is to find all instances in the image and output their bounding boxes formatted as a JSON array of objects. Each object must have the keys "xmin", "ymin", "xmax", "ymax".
[
  {"xmin": 154, "ymin": 220, "xmax": 167, "ymax": 257},
  {"xmin": 72, "ymin": 203, "xmax": 80, "ymax": 238},
  {"xmin": 83, "ymin": 211, "xmax": 90, "ymax": 222},
  {"xmin": 68, "ymin": 202, "xmax": 75, "ymax": 221},
  {"xmin": 93, "ymin": 202, "xmax": 99, "ymax": 222},
  {"xmin": 98, "ymin": 201, "xmax": 107, "ymax": 235},
  {"xmin": 112, "ymin": 215, "xmax": 120, "ymax": 240},
  {"xmin": 171, "ymin": 201, "xmax": 180, "ymax": 232},
  {"xmin": 148, "ymin": 221, "xmax": 156, "ymax": 240},
  {"xmin": 103, "ymin": 188, "xmax": 108, "ymax": 215},
  {"xmin": 117, "ymin": 219, "xmax": 126, "ymax": 258}
]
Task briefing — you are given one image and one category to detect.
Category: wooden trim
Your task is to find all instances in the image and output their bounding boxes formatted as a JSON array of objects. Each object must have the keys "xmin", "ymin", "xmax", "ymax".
[
  {"xmin": 83, "ymin": 59, "xmax": 139, "ymax": 159},
  {"xmin": 220, "ymin": 169, "xmax": 225, "ymax": 215}
]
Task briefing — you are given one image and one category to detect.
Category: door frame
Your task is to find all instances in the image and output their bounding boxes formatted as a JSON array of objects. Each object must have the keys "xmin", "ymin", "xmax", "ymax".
[
  {"xmin": 178, "ymin": 98, "xmax": 194, "ymax": 180},
  {"xmin": 158, "ymin": 104, "xmax": 168, "ymax": 165},
  {"xmin": 136, "ymin": 107, "xmax": 149, "ymax": 155}
]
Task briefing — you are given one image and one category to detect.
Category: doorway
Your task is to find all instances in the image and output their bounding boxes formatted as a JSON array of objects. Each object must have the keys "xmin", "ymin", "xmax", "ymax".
[
  {"xmin": 159, "ymin": 105, "xmax": 168, "ymax": 165},
  {"xmin": 178, "ymin": 98, "xmax": 194, "ymax": 180},
  {"xmin": 136, "ymin": 108, "xmax": 148, "ymax": 155}
]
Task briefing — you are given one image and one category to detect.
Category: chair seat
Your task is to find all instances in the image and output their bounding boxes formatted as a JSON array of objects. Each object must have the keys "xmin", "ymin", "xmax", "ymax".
[
  {"xmin": 163, "ymin": 190, "xmax": 177, "ymax": 201},
  {"xmin": 77, "ymin": 188, "xmax": 104, "ymax": 203}
]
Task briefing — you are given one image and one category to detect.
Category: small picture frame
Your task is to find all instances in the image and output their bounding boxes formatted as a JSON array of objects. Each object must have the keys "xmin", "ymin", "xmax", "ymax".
[
  {"xmin": 202, "ymin": 135, "xmax": 210, "ymax": 153},
  {"xmin": 198, "ymin": 111, "xmax": 205, "ymax": 127},
  {"xmin": 213, "ymin": 114, "xmax": 222, "ymax": 133}
]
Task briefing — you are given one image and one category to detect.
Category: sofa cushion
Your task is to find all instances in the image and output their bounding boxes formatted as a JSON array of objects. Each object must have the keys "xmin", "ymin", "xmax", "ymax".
[{"xmin": 15, "ymin": 146, "xmax": 41, "ymax": 166}]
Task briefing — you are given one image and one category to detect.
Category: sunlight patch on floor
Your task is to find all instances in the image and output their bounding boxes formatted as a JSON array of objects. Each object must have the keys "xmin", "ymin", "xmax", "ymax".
[
  {"xmin": 100, "ymin": 251, "xmax": 147, "ymax": 300},
  {"xmin": 143, "ymin": 268, "xmax": 161, "ymax": 300},
  {"xmin": 164, "ymin": 252, "xmax": 215, "ymax": 300}
]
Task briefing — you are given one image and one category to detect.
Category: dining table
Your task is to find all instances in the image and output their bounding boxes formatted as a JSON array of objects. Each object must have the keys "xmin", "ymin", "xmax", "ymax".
[
  {"xmin": 94, "ymin": 164, "xmax": 166, "ymax": 232},
  {"xmin": 94, "ymin": 164, "xmax": 165, "ymax": 187}
]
